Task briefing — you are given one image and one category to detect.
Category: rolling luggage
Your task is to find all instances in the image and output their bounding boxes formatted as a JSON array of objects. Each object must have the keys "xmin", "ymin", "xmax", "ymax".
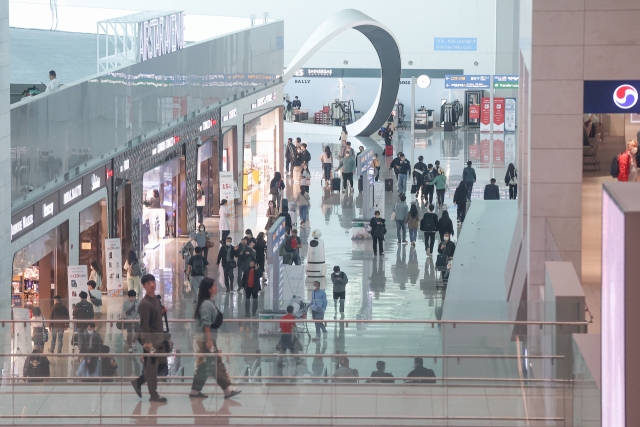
[
  {"xmin": 384, "ymin": 145, "xmax": 393, "ymax": 157},
  {"xmin": 331, "ymin": 171, "xmax": 341, "ymax": 192},
  {"xmin": 385, "ymin": 178, "xmax": 394, "ymax": 192}
]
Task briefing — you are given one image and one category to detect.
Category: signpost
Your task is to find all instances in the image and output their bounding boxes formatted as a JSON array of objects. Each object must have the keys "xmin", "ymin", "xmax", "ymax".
[
  {"xmin": 444, "ymin": 75, "xmax": 490, "ymax": 89},
  {"xmin": 434, "ymin": 38, "xmax": 477, "ymax": 51},
  {"xmin": 266, "ymin": 217, "xmax": 287, "ymax": 309},
  {"xmin": 493, "ymin": 75, "xmax": 519, "ymax": 89},
  {"xmin": 104, "ymin": 239, "xmax": 124, "ymax": 296}
]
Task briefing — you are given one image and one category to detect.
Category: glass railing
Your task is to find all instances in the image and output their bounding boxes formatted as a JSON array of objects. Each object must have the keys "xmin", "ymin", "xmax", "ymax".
[{"xmin": 0, "ymin": 316, "xmax": 585, "ymax": 425}]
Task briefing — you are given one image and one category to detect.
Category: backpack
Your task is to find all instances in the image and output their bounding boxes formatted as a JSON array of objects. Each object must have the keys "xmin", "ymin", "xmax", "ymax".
[
  {"xmin": 270, "ymin": 185, "xmax": 279, "ymax": 195},
  {"xmin": 373, "ymin": 224, "xmax": 386, "ymax": 238},
  {"xmin": 191, "ymin": 256, "xmax": 206, "ymax": 276},
  {"xmin": 77, "ymin": 302, "xmax": 93, "ymax": 320},
  {"xmin": 424, "ymin": 170, "xmax": 436, "ymax": 184},
  {"xmin": 420, "ymin": 214, "xmax": 438, "ymax": 232},
  {"xmin": 130, "ymin": 262, "xmax": 142, "ymax": 277},
  {"xmin": 285, "ymin": 236, "xmax": 297, "ymax": 252},
  {"xmin": 611, "ymin": 155, "xmax": 621, "ymax": 178}
]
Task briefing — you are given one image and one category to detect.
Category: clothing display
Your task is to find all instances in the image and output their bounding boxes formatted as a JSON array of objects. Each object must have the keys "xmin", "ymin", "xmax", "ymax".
[{"xmin": 440, "ymin": 100, "xmax": 463, "ymax": 126}]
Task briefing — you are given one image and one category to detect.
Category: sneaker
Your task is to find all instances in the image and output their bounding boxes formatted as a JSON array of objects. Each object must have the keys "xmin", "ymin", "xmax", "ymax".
[
  {"xmin": 128, "ymin": 348, "xmax": 134, "ymax": 353},
  {"xmin": 402, "ymin": 240, "xmax": 408, "ymax": 244},
  {"xmin": 411, "ymin": 242, "xmax": 415, "ymax": 246},
  {"xmin": 312, "ymin": 336, "xmax": 320, "ymax": 341},
  {"xmin": 380, "ymin": 251, "xmax": 384, "ymax": 255}
]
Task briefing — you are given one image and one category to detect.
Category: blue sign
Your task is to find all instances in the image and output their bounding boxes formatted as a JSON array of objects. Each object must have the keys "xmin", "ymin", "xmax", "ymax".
[
  {"xmin": 445, "ymin": 75, "xmax": 490, "ymax": 89},
  {"xmin": 267, "ymin": 216, "xmax": 287, "ymax": 259},
  {"xmin": 358, "ymin": 147, "xmax": 375, "ymax": 175},
  {"xmin": 434, "ymin": 38, "xmax": 477, "ymax": 51},
  {"xmin": 584, "ymin": 80, "xmax": 640, "ymax": 114}
]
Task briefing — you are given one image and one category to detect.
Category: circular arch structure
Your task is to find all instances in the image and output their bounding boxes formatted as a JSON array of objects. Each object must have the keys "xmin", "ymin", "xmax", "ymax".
[{"xmin": 283, "ymin": 9, "xmax": 401, "ymax": 137}]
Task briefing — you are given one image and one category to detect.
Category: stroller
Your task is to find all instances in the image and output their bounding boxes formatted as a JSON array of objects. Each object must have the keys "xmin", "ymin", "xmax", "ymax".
[{"xmin": 288, "ymin": 296, "xmax": 311, "ymax": 340}]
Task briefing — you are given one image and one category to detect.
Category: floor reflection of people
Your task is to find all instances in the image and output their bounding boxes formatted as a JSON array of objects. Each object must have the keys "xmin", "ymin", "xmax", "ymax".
[
  {"xmin": 311, "ymin": 340, "xmax": 328, "ymax": 382},
  {"xmin": 392, "ymin": 245, "xmax": 408, "ymax": 289},
  {"xmin": 131, "ymin": 399, "xmax": 166, "ymax": 426},
  {"xmin": 408, "ymin": 246, "xmax": 420, "ymax": 284},
  {"xmin": 188, "ymin": 393, "xmax": 242, "ymax": 425},
  {"xmin": 339, "ymin": 192, "xmax": 355, "ymax": 230},
  {"xmin": 420, "ymin": 257, "xmax": 437, "ymax": 294},
  {"xmin": 369, "ymin": 257, "xmax": 386, "ymax": 297},
  {"xmin": 333, "ymin": 319, "xmax": 346, "ymax": 356}
]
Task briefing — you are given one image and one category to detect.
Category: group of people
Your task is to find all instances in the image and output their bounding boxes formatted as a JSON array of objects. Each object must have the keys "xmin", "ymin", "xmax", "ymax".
[
  {"xmin": 390, "ymin": 153, "xmax": 448, "ymax": 207},
  {"xmin": 332, "ymin": 356, "xmax": 436, "ymax": 384}
]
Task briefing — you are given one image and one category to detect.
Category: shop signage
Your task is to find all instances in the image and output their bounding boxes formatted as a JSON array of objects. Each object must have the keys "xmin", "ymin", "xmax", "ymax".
[
  {"xmin": 445, "ymin": 75, "xmax": 490, "ymax": 89},
  {"xmin": 33, "ymin": 192, "xmax": 59, "ymax": 228},
  {"xmin": 104, "ymin": 238, "xmax": 124, "ymax": 296},
  {"xmin": 584, "ymin": 80, "xmax": 640, "ymax": 113},
  {"xmin": 199, "ymin": 118, "xmax": 218, "ymax": 132},
  {"xmin": 10, "ymin": 207, "xmax": 34, "ymax": 241},
  {"xmin": 61, "ymin": 182, "xmax": 83, "ymax": 206},
  {"xmin": 505, "ymin": 98, "xmax": 516, "ymax": 132},
  {"xmin": 138, "ymin": 12, "xmax": 186, "ymax": 63},
  {"xmin": 121, "ymin": 159, "xmax": 130, "ymax": 172},
  {"xmin": 222, "ymin": 108, "xmax": 237, "ymax": 122},
  {"xmin": 494, "ymin": 75, "xmax": 519, "ymax": 89},
  {"xmin": 434, "ymin": 37, "xmax": 477, "ymax": 51},
  {"xmin": 251, "ymin": 92, "xmax": 277, "ymax": 109},
  {"xmin": 83, "ymin": 166, "xmax": 107, "ymax": 196},
  {"xmin": 67, "ymin": 265, "xmax": 88, "ymax": 307},
  {"xmin": 152, "ymin": 136, "xmax": 178, "ymax": 155}
]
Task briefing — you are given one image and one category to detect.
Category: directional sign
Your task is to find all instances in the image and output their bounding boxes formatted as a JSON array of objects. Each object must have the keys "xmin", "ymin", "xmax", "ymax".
[
  {"xmin": 494, "ymin": 75, "xmax": 519, "ymax": 89},
  {"xmin": 444, "ymin": 75, "xmax": 490, "ymax": 89}
]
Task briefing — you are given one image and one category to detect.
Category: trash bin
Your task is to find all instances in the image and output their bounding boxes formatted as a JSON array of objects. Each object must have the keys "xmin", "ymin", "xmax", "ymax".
[
  {"xmin": 351, "ymin": 218, "xmax": 370, "ymax": 239},
  {"xmin": 257, "ymin": 310, "xmax": 275, "ymax": 335}
]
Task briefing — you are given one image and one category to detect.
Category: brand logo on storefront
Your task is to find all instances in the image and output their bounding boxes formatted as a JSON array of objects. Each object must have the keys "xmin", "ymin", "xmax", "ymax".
[
  {"xmin": 199, "ymin": 118, "xmax": 218, "ymax": 132},
  {"xmin": 222, "ymin": 109, "xmax": 237, "ymax": 122},
  {"xmin": 43, "ymin": 202, "xmax": 54, "ymax": 218},
  {"xmin": 90, "ymin": 173, "xmax": 101, "ymax": 191},
  {"xmin": 63, "ymin": 184, "xmax": 82, "ymax": 205},
  {"xmin": 251, "ymin": 92, "xmax": 277, "ymax": 109},
  {"xmin": 138, "ymin": 12, "xmax": 186, "ymax": 62},
  {"xmin": 11, "ymin": 214, "xmax": 33, "ymax": 238},
  {"xmin": 152, "ymin": 136, "xmax": 178, "ymax": 155},
  {"xmin": 120, "ymin": 159, "xmax": 130, "ymax": 172},
  {"xmin": 613, "ymin": 84, "xmax": 638, "ymax": 109}
]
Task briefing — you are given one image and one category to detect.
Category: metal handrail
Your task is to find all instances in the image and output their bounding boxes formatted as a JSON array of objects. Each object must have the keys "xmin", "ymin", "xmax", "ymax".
[{"xmin": 239, "ymin": 364, "xmax": 250, "ymax": 381}]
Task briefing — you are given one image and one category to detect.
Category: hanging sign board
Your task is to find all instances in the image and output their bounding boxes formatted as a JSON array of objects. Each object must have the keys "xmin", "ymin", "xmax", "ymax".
[
  {"xmin": 67, "ymin": 265, "xmax": 88, "ymax": 308},
  {"xmin": 104, "ymin": 238, "xmax": 124, "ymax": 296},
  {"xmin": 505, "ymin": 98, "xmax": 516, "ymax": 132}
]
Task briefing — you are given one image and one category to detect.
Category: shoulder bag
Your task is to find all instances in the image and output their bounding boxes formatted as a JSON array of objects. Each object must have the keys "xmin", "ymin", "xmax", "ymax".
[
  {"xmin": 211, "ymin": 301, "xmax": 224, "ymax": 329},
  {"xmin": 42, "ymin": 316, "xmax": 49, "ymax": 343}
]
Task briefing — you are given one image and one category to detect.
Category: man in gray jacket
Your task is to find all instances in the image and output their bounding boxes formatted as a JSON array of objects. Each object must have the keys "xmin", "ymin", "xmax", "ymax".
[
  {"xmin": 330, "ymin": 266, "xmax": 348, "ymax": 318},
  {"xmin": 393, "ymin": 195, "xmax": 409, "ymax": 244},
  {"xmin": 337, "ymin": 151, "xmax": 356, "ymax": 193},
  {"xmin": 462, "ymin": 161, "xmax": 476, "ymax": 201}
]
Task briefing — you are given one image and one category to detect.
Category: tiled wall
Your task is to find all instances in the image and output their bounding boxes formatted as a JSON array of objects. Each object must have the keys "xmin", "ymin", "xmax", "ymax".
[{"xmin": 525, "ymin": 0, "xmax": 640, "ymax": 292}]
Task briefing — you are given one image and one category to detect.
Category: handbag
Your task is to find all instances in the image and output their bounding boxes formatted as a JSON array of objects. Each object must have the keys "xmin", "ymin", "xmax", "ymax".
[
  {"xmin": 390, "ymin": 211, "xmax": 396, "ymax": 221},
  {"xmin": 157, "ymin": 303, "xmax": 173, "ymax": 354},
  {"xmin": 212, "ymin": 301, "xmax": 224, "ymax": 329},
  {"xmin": 205, "ymin": 239, "xmax": 215, "ymax": 248},
  {"xmin": 436, "ymin": 254, "xmax": 448, "ymax": 269}
]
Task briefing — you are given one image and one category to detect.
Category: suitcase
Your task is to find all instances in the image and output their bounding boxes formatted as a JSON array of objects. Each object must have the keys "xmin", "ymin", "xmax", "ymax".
[
  {"xmin": 410, "ymin": 184, "xmax": 418, "ymax": 194},
  {"xmin": 385, "ymin": 178, "xmax": 394, "ymax": 192},
  {"xmin": 384, "ymin": 145, "xmax": 393, "ymax": 157},
  {"xmin": 331, "ymin": 177, "xmax": 341, "ymax": 192},
  {"xmin": 358, "ymin": 176, "xmax": 363, "ymax": 192}
]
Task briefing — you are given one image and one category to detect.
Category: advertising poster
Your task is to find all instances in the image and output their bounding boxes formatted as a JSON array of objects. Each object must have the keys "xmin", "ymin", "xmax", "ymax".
[
  {"xmin": 219, "ymin": 172, "xmax": 234, "ymax": 201},
  {"xmin": 505, "ymin": 98, "xmax": 516, "ymax": 132},
  {"xmin": 493, "ymin": 98, "xmax": 505, "ymax": 132},
  {"xmin": 493, "ymin": 139, "xmax": 505, "ymax": 168},
  {"xmin": 67, "ymin": 265, "xmax": 88, "ymax": 308},
  {"xmin": 104, "ymin": 238, "xmax": 124, "ymax": 296},
  {"xmin": 480, "ymin": 98, "xmax": 491, "ymax": 132},
  {"xmin": 469, "ymin": 104, "xmax": 480, "ymax": 120},
  {"xmin": 505, "ymin": 133, "xmax": 516, "ymax": 165},
  {"xmin": 468, "ymin": 144, "xmax": 480, "ymax": 163},
  {"xmin": 480, "ymin": 139, "xmax": 491, "ymax": 165}
]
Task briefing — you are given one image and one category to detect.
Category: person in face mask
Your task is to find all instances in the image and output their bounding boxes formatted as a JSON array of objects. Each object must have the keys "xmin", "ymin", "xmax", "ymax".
[
  {"xmin": 192, "ymin": 224, "xmax": 213, "ymax": 261},
  {"xmin": 216, "ymin": 237, "xmax": 236, "ymax": 292},
  {"xmin": 80, "ymin": 322, "xmax": 104, "ymax": 355},
  {"xmin": 437, "ymin": 232, "xmax": 456, "ymax": 259},
  {"xmin": 618, "ymin": 139, "xmax": 639, "ymax": 182}
]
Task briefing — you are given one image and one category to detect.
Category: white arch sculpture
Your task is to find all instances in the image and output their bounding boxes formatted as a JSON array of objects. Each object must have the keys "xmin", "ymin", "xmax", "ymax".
[{"xmin": 283, "ymin": 9, "xmax": 402, "ymax": 137}]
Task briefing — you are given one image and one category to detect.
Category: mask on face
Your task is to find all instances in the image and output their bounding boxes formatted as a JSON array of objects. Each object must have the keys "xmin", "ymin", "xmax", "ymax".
[
  {"xmin": 227, "ymin": 242, "xmax": 232, "ymax": 246},
  {"xmin": 444, "ymin": 236, "xmax": 450, "ymax": 242},
  {"xmin": 633, "ymin": 147, "xmax": 638, "ymax": 154},
  {"xmin": 87, "ymin": 330, "xmax": 94, "ymax": 334}
]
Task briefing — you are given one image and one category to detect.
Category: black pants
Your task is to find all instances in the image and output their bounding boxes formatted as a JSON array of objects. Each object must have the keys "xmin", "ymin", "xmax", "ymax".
[
  {"xmin": 342, "ymin": 172, "xmax": 353, "ymax": 189},
  {"xmin": 237, "ymin": 264, "xmax": 249, "ymax": 290},
  {"xmin": 221, "ymin": 230, "xmax": 230, "ymax": 243},
  {"xmin": 372, "ymin": 236, "xmax": 384, "ymax": 255},
  {"xmin": 244, "ymin": 287, "xmax": 259, "ymax": 315},
  {"xmin": 509, "ymin": 184, "xmax": 518, "ymax": 200},
  {"xmin": 196, "ymin": 206, "xmax": 204, "ymax": 224},
  {"xmin": 286, "ymin": 158, "xmax": 291, "ymax": 173},
  {"xmin": 375, "ymin": 167, "xmax": 380, "ymax": 181},
  {"xmin": 424, "ymin": 232, "xmax": 436, "ymax": 253},
  {"xmin": 222, "ymin": 266, "xmax": 234, "ymax": 290},
  {"xmin": 333, "ymin": 291, "xmax": 345, "ymax": 313},
  {"xmin": 465, "ymin": 182, "xmax": 473, "ymax": 200},
  {"xmin": 457, "ymin": 202, "xmax": 466, "ymax": 223},
  {"xmin": 323, "ymin": 163, "xmax": 332, "ymax": 181},
  {"xmin": 424, "ymin": 185, "xmax": 434, "ymax": 204},
  {"xmin": 436, "ymin": 189, "xmax": 445, "ymax": 206}
]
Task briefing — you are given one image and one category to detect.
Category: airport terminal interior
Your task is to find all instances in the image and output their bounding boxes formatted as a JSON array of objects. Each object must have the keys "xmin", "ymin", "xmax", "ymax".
[{"xmin": 1, "ymin": 1, "xmax": 639, "ymax": 426}]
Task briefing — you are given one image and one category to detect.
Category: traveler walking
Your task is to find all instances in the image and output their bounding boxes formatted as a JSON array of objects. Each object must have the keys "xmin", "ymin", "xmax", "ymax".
[
  {"xmin": 336, "ymin": 150, "xmax": 356, "ymax": 192},
  {"xmin": 407, "ymin": 203, "xmax": 420, "ymax": 246},
  {"xmin": 395, "ymin": 153, "xmax": 411, "ymax": 195},
  {"xmin": 617, "ymin": 139, "xmax": 639, "ymax": 182},
  {"xmin": 434, "ymin": 160, "xmax": 445, "ymax": 176},
  {"xmin": 462, "ymin": 161, "xmax": 476, "ymax": 201},
  {"xmin": 73, "ymin": 291, "xmax": 94, "ymax": 350},
  {"xmin": 289, "ymin": 229, "xmax": 303, "ymax": 265},
  {"xmin": 131, "ymin": 274, "xmax": 169, "ymax": 402},
  {"xmin": 483, "ymin": 178, "xmax": 500, "ymax": 200},
  {"xmin": 49, "ymin": 295, "xmax": 69, "ymax": 353},
  {"xmin": 330, "ymin": 266, "xmax": 348, "ymax": 318},
  {"xmin": 438, "ymin": 232, "xmax": 456, "ymax": 259},
  {"xmin": 372, "ymin": 153, "xmax": 381, "ymax": 181},
  {"xmin": 342, "ymin": 141, "xmax": 356, "ymax": 159},
  {"xmin": 438, "ymin": 210, "xmax": 455, "ymax": 242},
  {"xmin": 234, "ymin": 238, "xmax": 256, "ymax": 291},
  {"xmin": 420, "ymin": 204, "xmax": 439, "ymax": 256},
  {"xmin": 192, "ymin": 224, "xmax": 213, "ymax": 261},
  {"xmin": 309, "ymin": 281, "xmax": 328, "ymax": 341},
  {"xmin": 89, "ymin": 261, "xmax": 104, "ymax": 292},
  {"xmin": 453, "ymin": 181, "xmax": 468, "ymax": 223},
  {"xmin": 340, "ymin": 124, "xmax": 348, "ymax": 144},
  {"xmin": 277, "ymin": 305, "xmax": 300, "ymax": 367},
  {"xmin": 219, "ymin": 199, "xmax": 231, "ymax": 243},
  {"xmin": 30, "ymin": 307, "xmax": 46, "ymax": 349},
  {"xmin": 121, "ymin": 290, "xmax": 139, "ymax": 352},
  {"xmin": 279, "ymin": 231, "xmax": 294, "ymax": 266},
  {"xmin": 189, "ymin": 278, "xmax": 241, "ymax": 399},
  {"xmin": 392, "ymin": 195, "xmax": 409, "ymax": 244},
  {"xmin": 320, "ymin": 146, "xmax": 333, "ymax": 185},
  {"xmin": 369, "ymin": 210, "xmax": 386, "ymax": 256},
  {"xmin": 383, "ymin": 124, "xmax": 393, "ymax": 146},
  {"xmin": 389, "ymin": 152, "xmax": 402, "ymax": 178},
  {"xmin": 265, "ymin": 200, "xmax": 279, "ymax": 231},
  {"xmin": 217, "ymin": 236, "xmax": 236, "ymax": 292},
  {"xmin": 279, "ymin": 206, "xmax": 292, "ymax": 234},
  {"xmin": 88, "ymin": 280, "xmax": 103, "ymax": 332},
  {"xmin": 242, "ymin": 260, "xmax": 262, "ymax": 317},
  {"xmin": 413, "ymin": 156, "xmax": 427, "ymax": 198},
  {"xmin": 300, "ymin": 162, "xmax": 311, "ymax": 193},
  {"xmin": 423, "ymin": 164, "xmax": 437, "ymax": 205},
  {"xmin": 269, "ymin": 172, "xmax": 285, "ymax": 211},
  {"xmin": 432, "ymin": 172, "xmax": 447, "ymax": 208},
  {"xmin": 285, "ymin": 138, "xmax": 296, "ymax": 174},
  {"xmin": 187, "ymin": 246, "xmax": 209, "ymax": 302},
  {"xmin": 124, "ymin": 250, "xmax": 143, "ymax": 296},
  {"xmin": 296, "ymin": 187, "xmax": 310, "ymax": 227},
  {"xmin": 505, "ymin": 163, "xmax": 518, "ymax": 199},
  {"xmin": 196, "ymin": 180, "xmax": 205, "ymax": 225},
  {"xmin": 254, "ymin": 232, "xmax": 267, "ymax": 272}
]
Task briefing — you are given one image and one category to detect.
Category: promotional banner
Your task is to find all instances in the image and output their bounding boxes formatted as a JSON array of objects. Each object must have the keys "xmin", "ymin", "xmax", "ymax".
[
  {"xmin": 494, "ymin": 139, "xmax": 505, "ymax": 168},
  {"xmin": 104, "ymin": 238, "xmax": 124, "ymax": 296},
  {"xmin": 67, "ymin": 265, "xmax": 88, "ymax": 308},
  {"xmin": 505, "ymin": 98, "xmax": 516, "ymax": 132},
  {"xmin": 480, "ymin": 139, "xmax": 491, "ymax": 165},
  {"xmin": 505, "ymin": 133, "xmax": 516, "ymax": 165},
  {"xmin": 219, "ymin": 172, "xmax": 234, "ymax": 201},
  {"xmin": 468, "ymin": 144, "xmax": 480, "ymax": 163},
  {"xmin": 493, "ymin": 98, "xmax": 505, "ymax": 132},
  {"xmin": 469, "ymin": 104, "xmax": 480, "ymax": 120},
  {"xmin": 480, "ymin": 98, "xmax": 491, "ymax": 132}
]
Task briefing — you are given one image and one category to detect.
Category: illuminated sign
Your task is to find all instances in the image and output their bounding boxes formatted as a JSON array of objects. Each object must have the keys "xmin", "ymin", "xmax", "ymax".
[
  {"xmin": 120, "ymin": 159, "xmax": 130, "ymax": 172},
  {"xmin": 199, "ymin": 118, "xmax": 218, "ymax": 132},
  {"xmin": 11, "ymin": 214, "xmax": 33, "ymax": 239},
  {"xmin": 138, "ymin": 12, "xmax": 186, "ymax": 62},
  {"xmin": 251, "ymin": 92, "xmax": 277, "ymax": 109},
  {"xmin": 43, "ymin": 202, "xmax": 54, "ymax": 218},
  {"xmin": 307, "ymin": 69, "xmax": 333, "ymax": 76},
  {"xmin": 152, "ymin": 136, "xmax": 178, "ymax": 155},
  {"xmin": 63, "ymin": 184, "xmax": 82, "ymax": 205},
  {"xmin": 90, "ymin": 173, "xmax": 101, "ymax": 191},
  {"xmin": 222, "ymin": 109, "xmax": 237, "ymax": 122}
]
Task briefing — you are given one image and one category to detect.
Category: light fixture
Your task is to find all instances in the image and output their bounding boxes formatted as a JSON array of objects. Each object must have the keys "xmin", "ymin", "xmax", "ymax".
[
  {"xmin": 474, "ymin": 61, "xmax": 479, "ymax": 66},
  {"xmin": 343, "ymin": 60, "xmax": 348, "ymax": 65},
  {"xmin": 408, "ymin": 60, "xmax": 413, "ymax": 65}
]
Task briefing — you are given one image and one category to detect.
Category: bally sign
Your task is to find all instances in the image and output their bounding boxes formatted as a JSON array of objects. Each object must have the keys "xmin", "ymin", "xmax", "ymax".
[{"xmin": 138, "ymin": 12, "xmax": 186, "ymax": 63}]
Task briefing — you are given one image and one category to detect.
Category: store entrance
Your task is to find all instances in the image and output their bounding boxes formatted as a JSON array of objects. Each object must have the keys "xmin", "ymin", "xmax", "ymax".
[
  {"xmin": 198, "ymin": 137, "xmax": 220, "ymax": 219},
  {"xmin": 115, "ymin": 181, "xmax": 133, "ymax": 260}
]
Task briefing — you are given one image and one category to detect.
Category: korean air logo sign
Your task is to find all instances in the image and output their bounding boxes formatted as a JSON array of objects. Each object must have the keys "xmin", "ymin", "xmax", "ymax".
[{"xmin": 613, "ymin": 84, "xmax": 638, "ymax": 109}]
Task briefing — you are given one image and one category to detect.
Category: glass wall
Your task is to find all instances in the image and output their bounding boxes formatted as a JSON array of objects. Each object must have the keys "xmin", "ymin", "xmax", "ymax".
[
  {"xmin": 10, "ymin": 21, "xmax": 284, "ymax": 201},
  {"xmin": 79, "ymin": 199, "xmax": 108, "ymax": 288},
  {"xmin": 197, "ymin": 137, "xmax": 219, "ymax": 218},
  {"xmin": 243, "ymin": 108, "xmax": 282, "ymax": 196}
]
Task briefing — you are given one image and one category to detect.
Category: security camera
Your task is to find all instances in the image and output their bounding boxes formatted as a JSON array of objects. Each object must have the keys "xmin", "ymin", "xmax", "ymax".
[{"xmin": 195, "ymin": 137, "xmax": 203, "ymax": 147}]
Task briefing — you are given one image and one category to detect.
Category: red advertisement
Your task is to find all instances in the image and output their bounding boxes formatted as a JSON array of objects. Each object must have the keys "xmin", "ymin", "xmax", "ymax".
[
  {"xmin": 493, "ymin": 139, "xmax": 505, "ymax": 167},
  {"xmin": 493, "ymin": 98, "xmax": 505, "ymax": 132},
  {"xmin": 468, "ymin": 144, "xmax": 480, "ymax": 162},
  {"xmin": 480, "ymin": 139, "xmax": 490, "ymax": 165},
  {"xmin": 480, "ymin": 98, "xmax": 491, "ymax": 132},
  {"xmin": 469, "ymin": 104, "xmax": 480, "ymax": 119}
]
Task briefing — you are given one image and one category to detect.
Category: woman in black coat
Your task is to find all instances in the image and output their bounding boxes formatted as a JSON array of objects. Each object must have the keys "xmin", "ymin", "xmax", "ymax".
[
  {"xmin": 453, "ymin": 181, "xmax": 468, "ymax": 223},
  {"xmin": 279, "ymin": 206, "xmax": 292, "ymax": 234},
  {"xmin": 254, "ymin": 232, "xmax": 267, "ymax": 271},
  {"xmin": 437, "ymin": 210, "xmax": 454, "ymax": 242}
]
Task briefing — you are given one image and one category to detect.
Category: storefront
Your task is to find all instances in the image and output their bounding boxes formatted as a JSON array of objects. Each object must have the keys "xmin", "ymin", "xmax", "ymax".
[{"xmin": 197, "ymin": 135, "xmax": 220, "ymax": 218}]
